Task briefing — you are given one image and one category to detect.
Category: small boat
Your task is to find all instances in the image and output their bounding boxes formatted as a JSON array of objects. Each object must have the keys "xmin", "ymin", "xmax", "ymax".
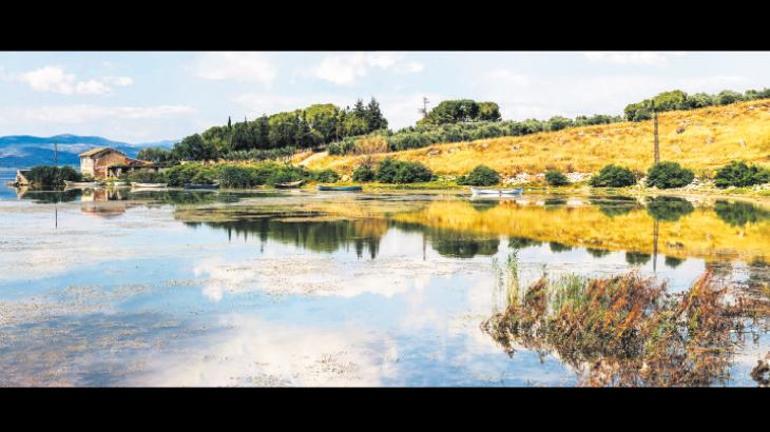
[
  {"xmin": 64, "ymin": 180, "xmax": 101, "ymax": 188},
  {"xmin": 317, "ymin": 185, "xmax": 363, "ymax": 192},
  {"xmin": 184, "ymin": 183, "xmax": 220, "ymax": 190},
  {"xmin": 470, "ymin": 187, "xmax": 523, "ymax": 196},
  {"xmin": 275, "ymin": 180, "xmax": 304, "ymax": 189},
  {"xmin": 131, "ymin": 182, "xmax": 167, "ymax": 189}
]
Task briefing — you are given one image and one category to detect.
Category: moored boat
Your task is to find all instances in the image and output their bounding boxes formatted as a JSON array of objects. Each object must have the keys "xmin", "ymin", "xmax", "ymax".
[
  {"xmin": 131, "ymin": 182, "xmax": 167, "ymax": 189},
  {"xmin": 184, "ymin": 183, "xmax": 220, "ymax": 190},
  {"xmin": 64, "ymin": 180, "xmax": 101, "ymax": 188},
  {"xmin": 317, "ymin": 185, "xmax": 363, "ymax": 192},
  {"xmin": 275, "ymin": 180, "xmax": 304, "ymax": 189},
  {"xmin": 470, "ymin": 187, "xmax": 523, "ymax": 196}
]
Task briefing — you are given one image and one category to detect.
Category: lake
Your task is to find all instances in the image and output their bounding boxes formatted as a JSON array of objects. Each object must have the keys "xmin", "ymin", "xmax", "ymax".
[{"xmin": 1, "ymin": 181, "xmax": 769, "ymax": 386}]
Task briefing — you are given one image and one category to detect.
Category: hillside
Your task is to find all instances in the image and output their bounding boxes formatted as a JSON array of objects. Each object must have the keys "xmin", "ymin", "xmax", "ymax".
[
  {"xmin": 0, "ymin": 135, "xmax": 177, "ymax": 168},
  {"xmin": 306, "ymin": 99, "xmax": 770, "ymax": 177}
]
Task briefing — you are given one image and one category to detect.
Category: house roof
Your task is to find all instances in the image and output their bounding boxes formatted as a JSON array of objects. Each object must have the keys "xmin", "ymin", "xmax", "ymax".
[{"xmin": 79, "ymin": 147, "xmax": 125, "ymax": 158}]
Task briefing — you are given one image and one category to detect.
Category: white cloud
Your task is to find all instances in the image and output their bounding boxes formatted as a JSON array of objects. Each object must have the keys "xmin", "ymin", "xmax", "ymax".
[
  {"xmin": 0, "ymin": 104, "xmax": 195, "ymax": 124},
  {"xmin": 583, "ymin": 52, "xmax": 686, "ymax": 66},
  {"xmin": 192, "ymin": 52, "xmax": 277, "ymax": 85},
  {"xmin": 312, "ymin": 52, "xmax": 424, "ymax": 85},
  {"xmin": 16, "ymin": 66, "xmax": 133, "ymax": 95}
]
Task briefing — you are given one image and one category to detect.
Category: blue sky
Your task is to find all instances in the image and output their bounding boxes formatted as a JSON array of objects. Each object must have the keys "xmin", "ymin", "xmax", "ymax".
[{"xmin": 1, "ymin": 51, "xmax": 769, "ymax": 142}]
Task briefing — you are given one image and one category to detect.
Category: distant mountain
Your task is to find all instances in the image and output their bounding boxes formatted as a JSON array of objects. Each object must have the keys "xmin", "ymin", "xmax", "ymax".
[{"xmin": 0, "ymin": 134, "xmax": 177, "ymax": 168}]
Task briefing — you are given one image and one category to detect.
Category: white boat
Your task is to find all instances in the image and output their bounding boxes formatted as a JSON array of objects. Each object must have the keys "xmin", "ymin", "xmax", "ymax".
[
  {"xmin": 470, "ymin": 187, "xmax": 523, "ymax": 196},
  {"xmin": 64, "ymin": 180, "xmax": 101, "ymax": 188},
  {"xmin": 131, "ymin": 182, "xmax": 167, "ymax": 189}
]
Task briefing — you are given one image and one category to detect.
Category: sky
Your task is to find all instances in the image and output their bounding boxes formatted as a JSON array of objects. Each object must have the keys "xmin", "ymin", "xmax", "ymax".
[{"xmin": 1, "ymin": 51, "xmax": 769, "ymax": 143}]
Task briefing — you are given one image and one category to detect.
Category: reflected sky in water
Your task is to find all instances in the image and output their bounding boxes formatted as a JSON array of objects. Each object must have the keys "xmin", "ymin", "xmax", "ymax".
[{"xmin": 0, "ymin": 182, "xmax": 769, "ymax": 386}]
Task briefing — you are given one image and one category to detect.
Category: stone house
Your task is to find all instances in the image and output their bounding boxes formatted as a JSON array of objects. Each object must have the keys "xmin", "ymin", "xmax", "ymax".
[{"xmin": 79, "ymin": 147, "xmax": 157, "ymax": 179}]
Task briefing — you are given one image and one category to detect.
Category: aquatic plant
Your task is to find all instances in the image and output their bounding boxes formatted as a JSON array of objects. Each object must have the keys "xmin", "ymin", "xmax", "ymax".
[{"xmin": 482, "ymin": 266, "xmax": 770, "ymax": 387}]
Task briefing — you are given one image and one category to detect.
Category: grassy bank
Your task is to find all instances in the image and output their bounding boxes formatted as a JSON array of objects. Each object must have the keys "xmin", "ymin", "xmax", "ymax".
[{"xmin": 305, "ymin": 99, "xmax": 770, "ymax": 177}]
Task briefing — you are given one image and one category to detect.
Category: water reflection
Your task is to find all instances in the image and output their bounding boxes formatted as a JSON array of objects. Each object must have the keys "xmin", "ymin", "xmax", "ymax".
[
  {"xmin": 646, "ymin": 196, "xmax": 694, "ymax": 222},
  {"xmin": 714, "ymin": 200, "xmax": 770, "ymax": 227},
  {"xmin": 483, "ymin": 253, "xmax": 770, "ymax": 387}
]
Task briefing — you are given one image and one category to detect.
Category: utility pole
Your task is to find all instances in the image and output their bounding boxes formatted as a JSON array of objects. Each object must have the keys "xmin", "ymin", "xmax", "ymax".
[
  {"xmin": 652, "ymin": 102, "xmax": 660, "ymax": 164},
  {"xmin": 419, "ymin": 97, "xmax": 430, "ymax": 119},
  {"xmin": 54, "ymin": 142, "xmax": 59, "ymax": 166}
]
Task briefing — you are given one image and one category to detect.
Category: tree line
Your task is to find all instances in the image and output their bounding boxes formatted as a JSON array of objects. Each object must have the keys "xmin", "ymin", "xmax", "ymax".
[
  {"xmin": 139, "ymin": 88, "xmax": 770, "ymax": 163},
  {"xmin": 624, "ymin": 88, "xmax": 770, "ymax": 121},
  {"xmin": 139, "ymin": 98, "xmax": 388, "ymax": 163}
]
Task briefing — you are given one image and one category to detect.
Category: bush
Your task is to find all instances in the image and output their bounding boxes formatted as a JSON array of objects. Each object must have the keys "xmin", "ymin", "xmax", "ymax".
[
  {"xmin": 589, "ymin": 165, "xmax": 637, "ymax": 188},
  {"xmin": 714, "ymin": 161, "xmax": 770, "ymax": 188},
  {"xmin": 26, "ymin": 165, "xmax": 82, "ymax": 188},
  {"xmin": 352, "ymin": 163, "xmax": 376, "ymax": 182},
  {"xmin": 312, "ymin": 169, "xmax": 340, "ymax": 183},
  {"xmin": 545, "ymin": 169, "xmax": 569, "ymax": 186},
  {"xmin": 646, "ymin": 162, "xmax": 695, "ymax": 189},
  {"xmin": 126, "ymin": 170, "xmax": 167, "ymax": 183},
  {"xmin": 457, "ymin": 165, "xmax": 500, "ymax": 186},
  {"xmin": 165, "ymin": 164, "xmax": 216, "ymax": 187},
  {"xmin": 374, "ymin": 158, "xmax": 433, "ymax": 183}
]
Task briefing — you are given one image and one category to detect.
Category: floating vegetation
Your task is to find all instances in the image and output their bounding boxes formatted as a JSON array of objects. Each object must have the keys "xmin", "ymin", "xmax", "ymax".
[{"xmin": 482, "ymin": 254, "xmax": 770, "ymax": 386}]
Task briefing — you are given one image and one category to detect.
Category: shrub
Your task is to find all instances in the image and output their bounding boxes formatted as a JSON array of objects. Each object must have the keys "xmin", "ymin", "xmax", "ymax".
[
  {"xmin": 457, "ymin": 165, "xmax": 500, "ymax": 186},
  {"xmin": 646, "ymin": 162, "xmax": 695, "ymax": 189},
  {"xmin": 375, "ymin": 158, "xmax": 433, "ymax": 183},
  {"xmin": 126, "ymin": 170, "xmax": 167, "ymax": 183},
  {"xmin": 545, "ymin": 169, "xmax": 569, "ymax": 186},
  {"xmin": 312, "ymin": 169, "xmax": 340, "ymax": 183},
  {"xmin": 589, "ymin": 165, "xmax": 637, "ymax": 188},
  {"xmin": 714, "ymin": 161, "xmax": 770, "ymax": 188},
  {"xmin": 352, "ymin": 163, "xmax": 376, "ymax": 182},
  {"xmin": 26, "ymin": 165, "xmax": 82, "ymax": 188},
  {"xmin": 165, "ymin": 164, "xmax": 216, "ymax": 187},
  {"xmin": 216, "ymin": 165, "xmax": 268, "ymax": 188}
]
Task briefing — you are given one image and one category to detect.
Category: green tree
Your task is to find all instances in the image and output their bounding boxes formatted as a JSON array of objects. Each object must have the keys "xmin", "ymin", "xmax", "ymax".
[
  {"xmin": 589, "ymin": 165, "xmax": 637, "ymax": 187},
  {"xmin": 457, "ymin": 165, "xmax": 500, "ymax": 186},
  {"xmin": 365, "ymin": 97, "xmax": 388, "ymax": 131},
  {"xmin": 714, "ymin": 161, "xmax": 770, "ymax": 188},
  {"xmin": 172, "ymin": 134, "xmax": 218, "ymax": 161},
  {"xmin": 545, "ymin": 169, "xmax": 569, "ymax": 186},
  {"xmin": 646, "ymin": 162, "xmax": 695, "ymax": 189}
]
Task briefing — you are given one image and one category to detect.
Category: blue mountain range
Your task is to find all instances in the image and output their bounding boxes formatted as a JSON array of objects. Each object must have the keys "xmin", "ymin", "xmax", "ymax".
[{"xmin": 0, "ymin": 134, "xmax": 177, "ymax": 168}]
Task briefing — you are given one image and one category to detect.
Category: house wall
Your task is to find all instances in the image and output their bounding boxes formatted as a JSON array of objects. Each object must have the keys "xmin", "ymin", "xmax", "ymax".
[
  {"xmin": 90, "ymin": 151, "xmax": 132, "ymax": 179},
  {"xmin": 80, "ymin": 157, "xmax": 95, "ymax": 177}
]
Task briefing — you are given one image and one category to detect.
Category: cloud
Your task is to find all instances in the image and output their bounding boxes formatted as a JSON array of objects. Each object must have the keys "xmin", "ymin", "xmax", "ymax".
[
  {"xmin": 192, "ymin": 52, "xmax": 277, "ymax": 85},
  {"xmin": 0, "ymin": 104, "xmax": 195, "ymax": 124},
  {"xmin": 312, "ymin": 52, "xmax": 424, "ymax": 85},
  {"xmin": 583, "ymin": 52, "xmax": 686, "ymax": 66},
  {"xmin": 16, "ymin": 66, "xmax": 133, "ymax": 95}
]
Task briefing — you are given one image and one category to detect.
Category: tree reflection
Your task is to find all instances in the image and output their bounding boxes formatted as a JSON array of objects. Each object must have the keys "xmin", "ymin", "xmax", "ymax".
[
  {"xmin": 714, "ymin": 200, "xmax": 770, "ymax": 227},
  {"xmin": 646, "ymin": 196, "xmax": 694, "ymax": 222}
]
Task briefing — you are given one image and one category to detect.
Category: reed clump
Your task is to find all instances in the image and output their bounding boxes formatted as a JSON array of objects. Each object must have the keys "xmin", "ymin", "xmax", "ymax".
[{"xmin": 482, "ymin": 263, "xmax": 770, "ymax": 386}]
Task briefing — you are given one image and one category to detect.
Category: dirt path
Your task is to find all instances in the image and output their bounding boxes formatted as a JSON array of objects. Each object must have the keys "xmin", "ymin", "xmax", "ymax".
[{"xmin": 297, "ymin": 151, "xmax": 328, "ymax": 167}]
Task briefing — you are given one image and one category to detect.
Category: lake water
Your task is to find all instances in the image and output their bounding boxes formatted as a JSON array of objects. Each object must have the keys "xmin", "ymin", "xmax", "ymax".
[{"xmin": 1, "ymin": 181, "xmax": 769, "ymax": 386}]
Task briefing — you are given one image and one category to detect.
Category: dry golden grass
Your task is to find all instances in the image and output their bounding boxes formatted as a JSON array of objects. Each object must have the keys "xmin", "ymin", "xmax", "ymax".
[{"xmin": 307, "ymin": 99, "xmax": 770, "ymax": 176}]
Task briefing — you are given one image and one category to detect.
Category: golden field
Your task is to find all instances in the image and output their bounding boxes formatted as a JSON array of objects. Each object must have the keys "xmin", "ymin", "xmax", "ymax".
[{"xmin": 306, "ymin": 99, "xmax": 770, "ymax": 176}]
